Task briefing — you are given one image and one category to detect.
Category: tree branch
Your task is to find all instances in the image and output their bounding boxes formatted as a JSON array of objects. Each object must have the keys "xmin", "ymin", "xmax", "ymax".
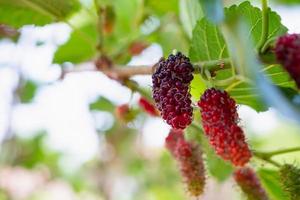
[
  {"xmin": 61, "ymin": 62, "xmax": 157, "ymax": 79},
  {"xmin": 62, "ymin": 57, "xmax": 232, "ymax": 80},
  {"xmin": 104, "ymin": 65, "xmax": 156, "ymax": 78}
]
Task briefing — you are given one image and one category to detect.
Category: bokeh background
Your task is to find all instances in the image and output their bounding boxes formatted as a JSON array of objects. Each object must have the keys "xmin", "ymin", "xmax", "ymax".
[{"xmin": 1, "ymin": 0, "xmax": 300, "ymax": 199}]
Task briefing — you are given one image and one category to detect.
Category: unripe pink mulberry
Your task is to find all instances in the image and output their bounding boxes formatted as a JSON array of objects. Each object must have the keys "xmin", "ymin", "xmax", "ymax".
[
  {"xmin": 234, "ymin": 167, "xmax": 269, "ymax": 200},
  {"xmin": 175, "ymin": 140, "xmax": 206, "ymax": 196},
  {"xmin": 115, "ymin": 104, "xmax": 135, "ymax": 123},
  {"xmin": 152, "ymin": 52, "xmax": 194, "ymax": 129},
  {"xmin": 275, "ymin": 34, "xmax": 300, "ymax": 88},
  {"xmin": 165, "ymin": 129, "xmax": 205, "ymax": 197},
  {"xmin": 165, "ymin": 128, "xmax": 184, "ymax": 155},
  {"xmin": 138, "ymin": 97, "xmax": 159, "ymax": 116},
  {"xmin": 198, "ymin": 88, "xmax": 251, "ymax": 166}
]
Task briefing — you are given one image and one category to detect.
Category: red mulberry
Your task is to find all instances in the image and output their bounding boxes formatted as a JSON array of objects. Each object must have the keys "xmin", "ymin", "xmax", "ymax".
[
  {"xmin": 152, "ymin": 52, "xmax": 194, "ymax": 129},
  {"xmin": 128, "ymin": 41, "xmax": 148, "ymax": 55},
  {"xmin": 198, "ymin": 88, "xmax": 251, "ymax": 166},
  {"xmin": 115, "ymin": 104, "xmax": 135, "ymax": 123},
  {"xmin": 275, "ymin": 34, "xmax": 300, "ymax": 88},
  {"xmin": 234, "ymin": 167, "xmax": 269, "ymax": 200},
  {"xmin": 138, "ymin": 97, "xmax": 159, "ymax": 116},
  {"xmin": 165, "ymin": 129, "xmax": 205, "ymax": 197}
]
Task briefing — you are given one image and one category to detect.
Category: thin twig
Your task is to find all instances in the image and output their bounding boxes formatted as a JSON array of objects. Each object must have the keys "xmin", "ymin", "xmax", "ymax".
[
  {"xmin": 257, "ymin": 0, "xmax": 269, "ymax": 53},
  {"xmin": 255, "ymin": 147, "xmax": 300, "ymax": 158},
  {"xmin": 62, "ymin": 63, "xmax": 156, "ymax": 79},
  {"xmin": 253, "ymin": 151, "xmax": 281, "ymax": 167}
]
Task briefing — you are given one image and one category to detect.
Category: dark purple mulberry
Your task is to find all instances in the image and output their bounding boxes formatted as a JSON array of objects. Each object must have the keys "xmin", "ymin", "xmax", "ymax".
[
  {"xmin": 275, "ymin": 34, "xmax": 300, "ymax": 88},
  {"xmin": 152, "ymin": 52, "xmax": 194, "ymax": 129}
]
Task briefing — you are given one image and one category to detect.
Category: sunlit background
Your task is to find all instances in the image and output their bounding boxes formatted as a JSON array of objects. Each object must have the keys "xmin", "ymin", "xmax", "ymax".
[{"xmin": 0, "ymin": 1, "xmax": 300, "ymax": 200}]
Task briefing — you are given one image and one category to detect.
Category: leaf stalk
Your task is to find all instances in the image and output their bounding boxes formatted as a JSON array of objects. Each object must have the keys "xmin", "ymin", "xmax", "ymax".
[{"xmin": 257, "ymin": 0, "xmax": 269, "ymax": 53}]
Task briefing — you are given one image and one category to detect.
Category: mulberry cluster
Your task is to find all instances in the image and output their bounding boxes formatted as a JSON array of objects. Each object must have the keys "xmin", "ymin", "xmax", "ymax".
[
  {"xmin": 138, "ymin": 97, "xmax": 159, "ymax": 116},
  {"xmin": 152, "ymin": 52, "xmax": 194, "ymax": 129},
  {"xmin": 165, "ymin": 129, "xmax": 205, "ymax": 197},
  {"xmin": 279, "ymin": 164, "xmax": 300, "ymax": 200},
  {"xmin": 198, "ymin": 88, "xmax": 251, "ymax": 166},
  {"xmin": 275, "ymin": 34, "xmax": 300, "ymax": 88},
  {"xmin": 234, "ymin": 167, "xmax": 269, "ymax": 200}
]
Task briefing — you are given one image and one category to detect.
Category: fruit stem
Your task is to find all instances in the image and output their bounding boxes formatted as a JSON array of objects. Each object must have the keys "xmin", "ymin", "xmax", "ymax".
[
  {"xmin": 191, "ymin": 122, "xmax": 203, "ymax": 131},
  {"xmin": 260, "ymin": 36, "xmax": 276, "ymax": 54},
  {"xmin": 255, "ymin": 147, "xmax": 300, "ymax": 158},
  {"xmin": 204, "ymin": 69, "xmax": 214, "ymax": 88},
  {"xmin": 194, "ymin": 58, "xmax": 231, "ymax": 73},
  {"xmin": 253, "ymin": 152, "xmax": 281, "ymax": 167},
  {"xmin": 123, "ymin": 79, "xmax": 153, "ymax": 102},
  {"xmin": 257, "ymin": 0, "xmax": 269, "ymax": 53}
]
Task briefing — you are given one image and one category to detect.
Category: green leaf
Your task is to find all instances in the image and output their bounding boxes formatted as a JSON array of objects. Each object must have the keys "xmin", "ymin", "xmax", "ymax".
[
  {"xmin": 145, "ymin": 0, "xmax": 179, "ymax": 16},
  {"xmin": 53, "ymin": 23, "xmax": 97, "ymax": 64},
  {"xmin": 190, "ymin": 74, "xmax": 206, "ymax": 101},
  {"xmin": 189, "ymin": 1, "xmax": 290, "ymax": 111},
  {"xmin": 148, "ymin": 17, "xmax": 189, "ymax": 56},
  {"xmin": 222, "ymin": 3, "xmax": 300, "ymax": 121},
  {"xmin": 18, "ymin": 80, "xmax": 37, "ymax": 103},
  {"xmin": 179, "ymin": 0, "xmax": 203, "ymax": 38},
  {"xmin": 204, "ymin": 142, "xmax": 233, "ymax": 182},
  {"xmin": 198, "ymin": 0, "xmax": 224, "ymax": 23},
  {"xmin": 189, "ymin": 18, "xmax": 228, "ymax": 62},
  {"xmin": 89, "ymin": 97, "xmax": 115, "ymax": 112},
  {"xmin": 112, "ymin": 0, "xmax": 140, "ymax": 34},
  {"xmin": 258, "ymin": 169, "xmax": 289, "ymax": 200},
  {"xmin": 225, "ymin": 1, "xmax": 287, "ymax": 47},
  {"xmin": 190, "ymin": 2, "xmax": 288, "ymax": 62},
  {"xmin": 0, "ymin": 0, "xmax": 80, "ymax": 28},
  {"xmin": 220, "ymin": 79, "xmax": 267, "ymax": 111},
  {"xmin": 263, "ymin": 64, "xmax": 295, "ymax": 88}
]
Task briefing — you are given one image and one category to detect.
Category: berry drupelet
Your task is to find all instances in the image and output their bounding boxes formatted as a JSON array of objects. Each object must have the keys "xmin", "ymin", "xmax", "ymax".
[{"xmin": 152, "ymin": 52, "xmax": 194, "ymax": 129}]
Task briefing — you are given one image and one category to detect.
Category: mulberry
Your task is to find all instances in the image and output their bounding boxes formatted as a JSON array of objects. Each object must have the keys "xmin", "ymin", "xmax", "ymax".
[
  {"xmin": 198, "ymin": 88, "xmax": 251, "ymax": 166},
  {"xmin": 152, "ymin": 52, "xmax": 194, "ymax": 129},
  {"xmin": 165, "ymin": 129, "xmax": 205, "ymax": 197},
  {"xmin": 129, "ymin": 41, "xmax": 148, "ymax": 55},
  {"xmin": 275, "ymin": 34, "xmax": 300, "ymax": 88},
  {"xmin": 165, "ymin": 128, "xmax": 184, "ymax": 155},
  {"xmin": 234, "ymin": 167, "xmax": 269, "ymax": 200},
  {"xmin": 138, "ymin": 97, "xmax": 159, "ymax": 116},
  {"xmin": 115, "ymin": 104, "xmax": 135, "ymax": 123},
  {"xmin": 175, "ymin": 140, "xmax": 206, "ymax": 196},
  {"xmin": 279, "ymin": 164, "xmax": 300, "ymax": 200}
]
